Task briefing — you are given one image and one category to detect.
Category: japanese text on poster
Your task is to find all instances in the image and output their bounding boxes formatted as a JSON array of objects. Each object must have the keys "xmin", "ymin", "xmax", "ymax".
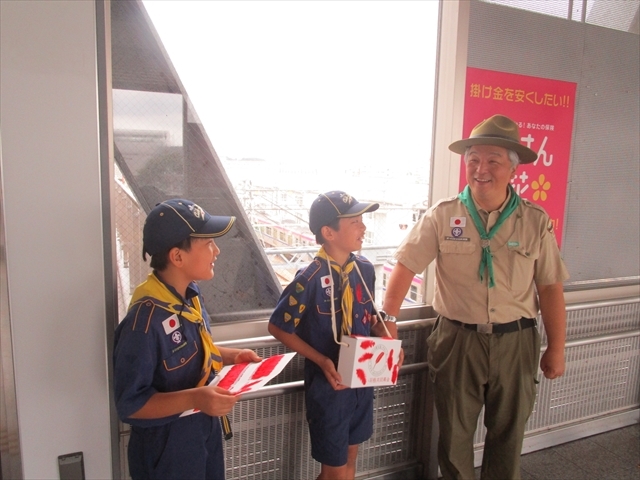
[{"xmin": 458, "ymin": 68, "xmax": 577, "ymax": 247}]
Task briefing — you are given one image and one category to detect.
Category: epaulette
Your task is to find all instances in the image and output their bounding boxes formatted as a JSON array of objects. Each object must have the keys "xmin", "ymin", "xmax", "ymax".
[
  {"xmin": 431, "ymin": 194, "xmax": 459, "ymax": 209},
  {"xmin": 353, "ymin": 253, "xmax": 373, "ymax": 265},
  {"xmin": 299, "ymin": 259, "xmax": 322, "ymax": 282},
  {"xmin": 521, "ymin": 198, "xmax": 549, "ymax": 216},
  {"xmin": 128, "ymin": 298, "xmax": 157, "ymax": 333}
]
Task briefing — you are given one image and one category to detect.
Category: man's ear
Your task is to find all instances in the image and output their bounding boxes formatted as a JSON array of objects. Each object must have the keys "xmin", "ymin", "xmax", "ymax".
[{"xmin": 167, "ymin": 246, "xmax": 183, "ymax": 267}]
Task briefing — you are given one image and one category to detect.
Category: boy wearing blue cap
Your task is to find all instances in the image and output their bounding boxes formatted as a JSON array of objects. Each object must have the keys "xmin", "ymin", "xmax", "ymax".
[
  {"xmin": 268, "ymin": 191, "xmax": 401, "ymax": 480},
  {"xmin": 113, "ymin": 199, "xmax": 261, "ymax": 480}
]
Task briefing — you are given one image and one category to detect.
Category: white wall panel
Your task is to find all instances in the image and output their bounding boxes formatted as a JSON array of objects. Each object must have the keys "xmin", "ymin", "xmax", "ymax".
[
  {"xmin": 0, "ymin": 1, "xmax": 113, "ymax": 478},
  {"xmin": 467, "ymin": 1, "xmax": 640, "ymax": 284}
]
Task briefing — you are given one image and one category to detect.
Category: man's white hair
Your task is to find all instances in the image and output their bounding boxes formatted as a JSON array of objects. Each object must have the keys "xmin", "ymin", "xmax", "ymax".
[{"xmin": 464, "ymin": 147, "xmax": 520, "ymax": 169}]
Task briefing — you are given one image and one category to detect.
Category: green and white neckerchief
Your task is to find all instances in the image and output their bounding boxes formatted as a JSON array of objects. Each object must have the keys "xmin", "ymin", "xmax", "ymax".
[{"xmin": 458, "ymin": 185, "xmax": 520, "ymax": 288}]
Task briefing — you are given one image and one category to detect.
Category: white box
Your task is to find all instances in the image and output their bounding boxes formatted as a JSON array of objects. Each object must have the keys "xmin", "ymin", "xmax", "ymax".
[{"xmin": 337, "ymin": 335, "xmax": 402, "ymax": 388}]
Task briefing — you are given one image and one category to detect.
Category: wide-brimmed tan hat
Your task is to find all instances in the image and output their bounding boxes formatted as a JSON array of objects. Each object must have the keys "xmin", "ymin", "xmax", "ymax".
[{"xmin": 448, "ymin": 114, "xmax": 537, "ymax": 164}]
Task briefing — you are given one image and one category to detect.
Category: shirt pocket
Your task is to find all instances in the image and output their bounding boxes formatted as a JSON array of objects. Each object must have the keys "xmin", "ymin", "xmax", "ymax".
[
  {"xmin": 438, "ymin": 241, "xmax": 478, "ymax": 286},
  {"xmin": 163, "ymin": 340, "xmax": 199, "ymax": 372},
  {"xmin": 507, "ymin": 243, "xmax": 539, "ymax": 293}
]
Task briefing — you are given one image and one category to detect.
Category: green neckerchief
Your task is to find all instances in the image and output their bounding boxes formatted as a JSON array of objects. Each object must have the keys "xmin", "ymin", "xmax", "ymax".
[{"xmin": 458, "ymin": 185, "xmax": 520, "ymax": 287}]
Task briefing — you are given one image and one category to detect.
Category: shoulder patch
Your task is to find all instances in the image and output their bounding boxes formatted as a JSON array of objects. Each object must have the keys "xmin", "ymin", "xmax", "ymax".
[{"xmin": 299, "ymin": 259, "xmax": 322, "ymax": 281}]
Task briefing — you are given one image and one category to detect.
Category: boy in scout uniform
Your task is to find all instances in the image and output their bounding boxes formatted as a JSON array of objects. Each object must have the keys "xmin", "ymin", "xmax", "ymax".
[
  {"xmin": 268, "ymin": 191, "xmax": 400, "ymax": 480},
  {"xmin": 113, "ymin": 198, "xmax": 261, "ymax": 479},
  {"xmin": 383, "ymin": 115, "xmax": 569, "ymax": 480}
]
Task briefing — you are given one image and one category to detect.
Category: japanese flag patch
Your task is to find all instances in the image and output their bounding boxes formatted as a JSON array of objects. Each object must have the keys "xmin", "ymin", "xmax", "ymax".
[
  {"xmin": 320, "ymin": 275, "xmax": 333, "ymax": 288},
  {"xmin": 450, "ymin": 217, "xmax": 466, "ymax": 227},
  {"xmin": 162, "ymin": 314, "xmax": 180, "ymax": 335}
]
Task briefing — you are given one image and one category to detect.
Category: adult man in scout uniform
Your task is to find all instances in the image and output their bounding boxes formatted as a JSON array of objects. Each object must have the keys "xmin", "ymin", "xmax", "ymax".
[{"xmin": 382, "ymin": 114, "xmax": 569, "ymax": 479}]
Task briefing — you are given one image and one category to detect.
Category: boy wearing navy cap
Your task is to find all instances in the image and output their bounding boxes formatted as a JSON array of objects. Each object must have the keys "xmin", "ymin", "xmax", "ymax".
[
  {"xmin": 113, "ymin": 198, "xmax": 261, "ymax": 480},
  {"xmin": 268, "ymin": 191, "xmax": 401, "ymax": 480}
]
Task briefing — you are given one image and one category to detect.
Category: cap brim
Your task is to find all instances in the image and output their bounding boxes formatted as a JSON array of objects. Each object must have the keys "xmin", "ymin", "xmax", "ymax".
[
  {"xmin": 449, "ymin": 137, "xmax": 537, "ymax": 164},
  {"xmin": 191, "ymin": 215, "xmax": 236, "ymax": 238},
  {"xmin": 338, "ymin": 202, "xmax": 380, "ymax": 218}
]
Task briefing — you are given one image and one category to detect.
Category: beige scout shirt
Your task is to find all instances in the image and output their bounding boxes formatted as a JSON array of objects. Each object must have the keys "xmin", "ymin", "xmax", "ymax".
[{"xmin": 394, "ymin": 192, "xmax": 569, "ymax": 325}]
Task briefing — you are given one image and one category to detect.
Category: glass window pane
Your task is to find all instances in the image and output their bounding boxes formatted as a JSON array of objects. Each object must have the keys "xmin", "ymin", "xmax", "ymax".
[
  {"xmin": 121, "ymin": 0, "xmax": 439, "ymax": 315},
  {"xmin": 111, "ymin": 1, "xmax": 283, "ymax": 323}
]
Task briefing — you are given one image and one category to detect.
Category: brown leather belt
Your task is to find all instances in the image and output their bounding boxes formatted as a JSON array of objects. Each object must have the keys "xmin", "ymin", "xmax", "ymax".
[{"xmin": 446, "ymin": 317, "xmax": 536, "ymax": 334}]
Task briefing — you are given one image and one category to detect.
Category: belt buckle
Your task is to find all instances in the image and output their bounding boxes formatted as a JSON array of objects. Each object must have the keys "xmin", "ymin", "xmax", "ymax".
[{"xmin": 477, "ymin": 323, "xmax": 493, "ymax": 334}]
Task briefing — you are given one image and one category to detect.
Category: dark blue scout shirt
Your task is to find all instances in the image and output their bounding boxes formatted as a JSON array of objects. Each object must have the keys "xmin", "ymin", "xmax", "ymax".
[
  {"xmin": 113, "ymin": 278, "xmax": 216, "ymax": 428},
  {"xmin": 269, "ymin": 253, "xmax": 376, "ymax": 365}
]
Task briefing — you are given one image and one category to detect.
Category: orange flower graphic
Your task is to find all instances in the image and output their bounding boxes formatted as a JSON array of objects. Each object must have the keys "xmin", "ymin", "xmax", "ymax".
[{"xmin": 532, "ymin": 174, "xmax": 551, "ymax": 201}]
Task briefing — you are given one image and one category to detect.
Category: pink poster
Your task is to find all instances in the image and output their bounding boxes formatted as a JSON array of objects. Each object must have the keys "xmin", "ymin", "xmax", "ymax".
[{"xmin": 458, "ymin": 68, "xmax": 577, "ymax": 247}]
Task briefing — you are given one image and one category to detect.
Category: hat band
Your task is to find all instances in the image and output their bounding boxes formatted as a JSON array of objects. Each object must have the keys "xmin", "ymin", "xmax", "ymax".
[{"xmin": 471, "ymin": 133, "xmax": 520, "ymax": 142}]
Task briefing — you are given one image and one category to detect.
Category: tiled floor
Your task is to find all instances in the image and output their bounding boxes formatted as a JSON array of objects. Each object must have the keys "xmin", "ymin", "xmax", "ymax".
[
  {"xmin": 472, "ymin": 423, "xmax": 640, "ymax": 480},
  {"xmin": 517, "ymin": 424, "xmax": 640, "ymax": 480}
]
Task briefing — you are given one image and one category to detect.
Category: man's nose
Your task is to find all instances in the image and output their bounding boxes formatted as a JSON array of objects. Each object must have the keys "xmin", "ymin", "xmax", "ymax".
[{"xmin": 476, "ymin": 159, "xmax": 490, "ymax": 173}]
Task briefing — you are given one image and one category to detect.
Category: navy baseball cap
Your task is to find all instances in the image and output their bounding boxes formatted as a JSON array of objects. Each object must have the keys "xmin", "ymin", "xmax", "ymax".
[
  {"xmin": 308, "ymin": 191, "xmax": 379, "ymax": 235},
  {"xmin": 142, "ymin": 199, "xmax": 236, "ymax": 257}
]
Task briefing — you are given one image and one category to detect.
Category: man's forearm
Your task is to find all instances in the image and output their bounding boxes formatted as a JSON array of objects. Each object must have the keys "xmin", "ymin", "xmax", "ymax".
[
  {"xmin": 382, "ymin": 262, "xmax": 417, "ymax": 317},
  {"xmin": 537, "ymin": 282, "xmax": 566, "ymax": 351}
]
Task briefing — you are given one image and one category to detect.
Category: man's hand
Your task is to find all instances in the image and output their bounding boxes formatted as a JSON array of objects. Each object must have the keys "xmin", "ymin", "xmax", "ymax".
[
  {"xmin": 371, "ymin": 315, "xmax": 404, "ymax": 368},
  {"xmin": 536, "ymin": 282, "xmax": 567, "ymax": 380},
  {"xmin": 540, "ymin": 347, "xmax": 565, "ymax": 379}
]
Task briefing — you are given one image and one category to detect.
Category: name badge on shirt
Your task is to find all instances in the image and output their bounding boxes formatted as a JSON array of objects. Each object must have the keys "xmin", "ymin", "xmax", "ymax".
[{"xmin": 162, "ymin": 314, "xmax": 180, "ymax": 335}]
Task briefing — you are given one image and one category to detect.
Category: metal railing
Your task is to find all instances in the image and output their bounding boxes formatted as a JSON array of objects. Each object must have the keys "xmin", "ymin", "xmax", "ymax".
[{"xmin": 119, "ymin": 297, "xmax": 640, "ymax": 479}]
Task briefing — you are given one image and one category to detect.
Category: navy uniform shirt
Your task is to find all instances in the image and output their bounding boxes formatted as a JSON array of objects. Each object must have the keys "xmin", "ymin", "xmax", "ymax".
[
  {"xmin": 269, "ymin": 253, "xmax": 376, "ymax": 366},
  {"xmin": 113, "ymin": 278, "xmax": 215, "ymax": 428}
]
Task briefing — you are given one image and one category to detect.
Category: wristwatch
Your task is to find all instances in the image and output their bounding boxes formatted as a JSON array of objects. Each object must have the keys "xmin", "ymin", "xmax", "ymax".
[{"xmin": 378, "ymin": 310, "xmax": 397, "ymax": 323}]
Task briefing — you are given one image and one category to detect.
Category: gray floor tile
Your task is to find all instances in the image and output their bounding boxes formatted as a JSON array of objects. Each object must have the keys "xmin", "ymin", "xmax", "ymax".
[
  {"xmin": 519, "ymin": 468, "xmax": 537, "ymax": 480},
  {"xmin": 593, "ymin": 431, "xmax": 640, "ymax": 465},
  {"xmin": 592, "ymin": 426, "xmax": 639, "ymax": 448},
  {"xmin": 550, "ymin": 435, "xmax": 599, "ymax": 459},
  {"xmin": 614, "ymin": 466, "xmax": 640, "ymax": 480},
  {"xmin": 520, "ymin": 448, "xmax": 589, "ymax": 480},
  {"xmin": 442, "ymin": 425, "xmax": 639, "ymax": 480},
  {"xmin": 554, "ymin": 441, "xmax": 633, "ymax": 478},
  {"xmin": 604, "ymin": 441, "xmax": 640, "ymax": 465},
  {"xmin": 519, "ymin": 424, "xmax": 640, "ymax": 480}
]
